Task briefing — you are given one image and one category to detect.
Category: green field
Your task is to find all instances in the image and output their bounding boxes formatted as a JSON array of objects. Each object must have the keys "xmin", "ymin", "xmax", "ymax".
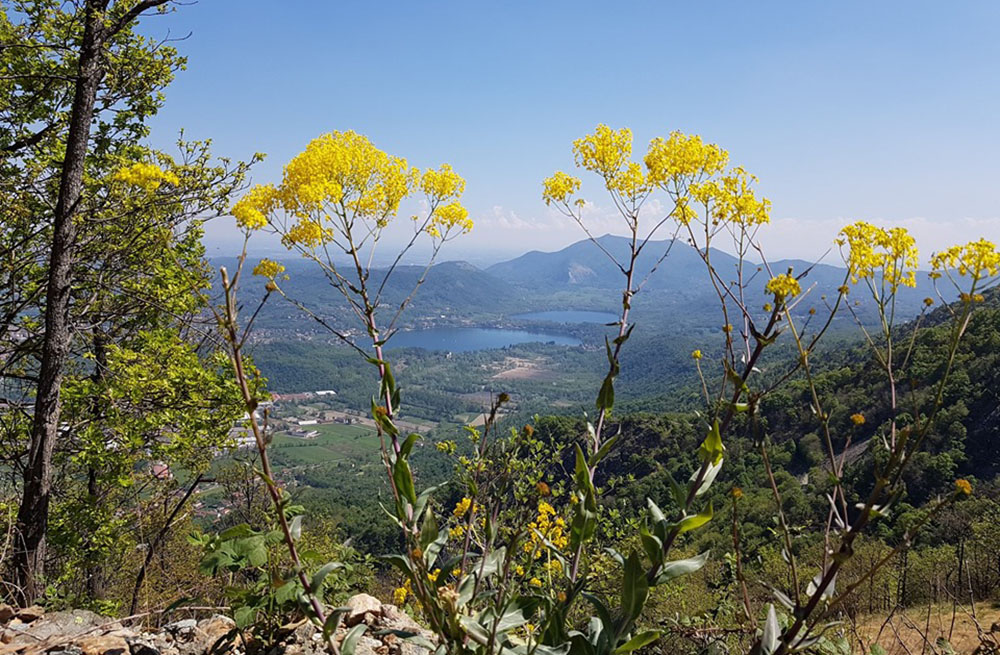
[{"xmin": 270, "ymin": 422, "xmax": 381, "ymax": 465}]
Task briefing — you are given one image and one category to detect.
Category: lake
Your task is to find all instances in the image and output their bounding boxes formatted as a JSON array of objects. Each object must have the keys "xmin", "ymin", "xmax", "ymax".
[
  {"xmin": 512, "ymin": 310, "xmax": 618, "ymax": 324},
  {"xmin": 387, "ymin": 327, "xmax": 580, "ymax": 352}
]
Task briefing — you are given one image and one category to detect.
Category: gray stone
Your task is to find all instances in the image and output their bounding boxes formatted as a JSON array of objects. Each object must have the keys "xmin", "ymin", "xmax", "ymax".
[
  {"xmin": 345, "ymin": 595, "xmax": 382, "ymax": 627},
  {"xmin": 163, "ymin": 620, "xmax": 197, "ymax": 640}
]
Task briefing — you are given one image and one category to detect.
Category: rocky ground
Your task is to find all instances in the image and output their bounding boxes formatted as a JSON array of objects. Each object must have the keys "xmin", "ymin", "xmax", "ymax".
[{"xmin": 0, "ymin": 595, "xmax": 432, "ymax": 655}]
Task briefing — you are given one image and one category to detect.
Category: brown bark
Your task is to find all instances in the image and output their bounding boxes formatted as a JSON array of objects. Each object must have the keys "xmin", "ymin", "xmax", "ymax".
[{"xmin": 12, "ymin": 0, "xmax": 109, "ymax": 604}]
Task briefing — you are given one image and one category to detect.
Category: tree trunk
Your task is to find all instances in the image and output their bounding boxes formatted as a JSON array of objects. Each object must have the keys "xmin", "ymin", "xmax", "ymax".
[
  {"xmin": 13, "ymin": 0, "xmax": 108, "ymax": 604},
  {"xmin": 85, "ymin": 331, "xmax": 108, "ymax": 600}
]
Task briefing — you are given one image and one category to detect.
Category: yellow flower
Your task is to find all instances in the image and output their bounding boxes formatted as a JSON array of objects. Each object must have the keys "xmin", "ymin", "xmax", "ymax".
[
  {"xmin": 838, "ymin": 221, "xmax": 919, "ymax": 292},
  {"xmin": 609, "ymin": 161, "xmax": 649, "ymax": 198},
  {"xmin": 689, "ymin": 167, "xmax": 770, "ymax": 227},
  {"xmin": 573, "ymin": 124, "xmax": 633, "ymax": 178},
  {"xmin": 426, "ymin": 201, "xmax": 473, "ymax": 238},
  {"xmin": 392, "ymin": 586, "xmax": 408, "ymax": 605},
  {"xmin": 252, "ymin": 258, "xmax": 285, "ymax": 279},
  {"xmin": 114, "ymin": 161, "xmax": 180, "ymax": 191},
  {"xmin": 557, "ymin": 591, "xmax": 567, "ymax": 602},
  {"xmin": 765, "ymin": 273, "xmax": 801, "ymax": 300},
  {"xmin": 282, "ymin": 218, "xmax": 331, "ymax": 248},
  {"xmin": 923, "ymin": 297, "xmax": 934, "ymax": 307},
  {"xmin": 449, "ymin": 525, "xmax": 466, "ymax": 538},
  {"xmin": 453, "ymin": 497, "xmax": 472, "ymax": 518},
  {"xmin": 529, "ymin": 577, "xmax": 543, "ymax": 588},
  {"xmin": 691, "ymin": 349, "xmax": 702, "ymax": 360},
  {"xmin": 514, "ymin": 565, "xmax": 525, "ymax": 577},
  {"xmin": 645, "ymin": 131, "xmax": 728, "ymax": 186},
  {"xmin": 850, "ymin": 413, "xmax": 866, "ymax": 426},
  {"xmin": 542, "ymin": 171, "xmax": 582, "ymax": 205},
  {"xmin": 420, "ymin": 163, "xmax": 465, "ymax": 201},
  {"xmin": 546, "ymin": 559, "xmax": 563, "ymax": 574},
  {"xmin": 731, "ymin": 486, "xmax": 743, "ymax": 499},
  {"xmin": 722, "ymin": 324, "xmax": 733, "ymax": 333},
  {"xmin": 232, "ymin": 184, "xmax": 277, "ymax": 231},
  {"xmin": 931, "ymin": 239, "xmax": 1000, "ymax": 281},
  {"xmin": 954, "ymin": 479, "xmax": 972, "ymax": 496}
]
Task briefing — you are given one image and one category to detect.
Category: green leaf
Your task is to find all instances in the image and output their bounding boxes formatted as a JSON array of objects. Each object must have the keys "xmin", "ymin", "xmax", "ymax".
[
  {"xmin": 311, "ymin": 562, "xmax": 344, "ymax": 592},
  {"xmin": 495, "ymin": 596, "xmax": 538, "ymax": 632},
  {"xmin": 393, "ymin": 457, "xmax": 417, "ymax": 506},
  {"xmin": 761, "ymin": 604, "xmax": 779, "ymax": 655},
  {"xmin": 289, "ymin": 515, "xmax": 303, "ymax": 541},
  {"xmin": 697, "ymin": 421, "xmax": 725, "ymax": 466},
  {"xmin": 639, "ymin": 526, "xmax": 662, "ymax": 567},
  {"xmin": 621, "ymin": 550, "xmax": 649, "ymax": 624},
  {"xmin": 341, "ymin": 624, "xmax": 367, "ymax": 655},
  {"xmin": 596, "ymin": 374, "xmax": 615, "ymax": 412},
  {"xmin": 677, "ymin": 502, "xmax": 713, "ymax": 534},
  {"xmin": 614, "ymin": 630, "xmax": 660, "ymax": 654},
  {"xmin": 420, "ymin": 508, "xmax": 439, "ymax": 550},
  {"xmin": 399, "ymin": 433, "xmax": 419, "ymax": 458},
  {"xmin": 589, "ymin": 433, "xmax": 620, "ymax": 468},
  {"xmin": 233, "ymin": 606, "xmax": 255, "ymax": 629},
  {"xmin": 653, "ymin": 551, "xmax": 710, "ymax": 585}
]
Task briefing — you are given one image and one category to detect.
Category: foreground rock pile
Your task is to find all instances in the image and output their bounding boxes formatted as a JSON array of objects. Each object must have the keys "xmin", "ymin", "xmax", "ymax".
[{"xmin": 0, "ymin": 595, "xmax": 432, "ymax": 655}]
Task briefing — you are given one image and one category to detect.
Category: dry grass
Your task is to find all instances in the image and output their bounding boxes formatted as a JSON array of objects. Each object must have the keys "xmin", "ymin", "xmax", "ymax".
[{"xmin": 853, "ymin": 602, "xmax": 1000, "ymax": 654}]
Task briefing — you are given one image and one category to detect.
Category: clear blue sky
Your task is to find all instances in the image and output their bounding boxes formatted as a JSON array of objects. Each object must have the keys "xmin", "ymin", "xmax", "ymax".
[{"xmin": 145, "ymin": 1, "xmax": 1000, "ymax": 265}]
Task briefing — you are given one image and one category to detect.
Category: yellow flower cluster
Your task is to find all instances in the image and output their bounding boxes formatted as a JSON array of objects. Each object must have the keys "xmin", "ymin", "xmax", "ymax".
[
  {"xmin": 838, "ymin": 221, "xmax": 919, "ymax": 291},
  {"xmin": 113, "ymin": 162, "xmax": 180, "ymax": 191},
  {"xmin": 427, "ymin": 201, "xmax": 473, "ymax": 238},
  {"xmin": 252, "ymin": 258, "xmax": 285, "ymax": 279},
  {"xmin": 689, "ymin": 168, "xmax": 771, "ymax": 227},
  {"xmin": 281, "ymin": 131, "xmax": 418, "ymax": 218},
  {"xmin": 765, "ymin": 273, "xmax": 801, "ymax": 299},
  {"xmin": 644, "ymin": 131, "xmax": 728, "ymax": 186},
  {"xmin": 955, "ymin": 479, "xmax": 972, "ymax": 496},
  {"xmin": 930, "ymin": 239, "xmax": 1000, "ymax": 280},
  {"xmin": 850, "ymin": 413, "xmax": 866, "ymax": 426},
  {"xmin": 691, "ymin": 349, "xmax": 702, "ymax": 360},
  {"xmin": 420, "ymin": 163, "xmax": 465, "ymax": 201},
  {"xmin": 542, "ymin": 171, "xmax": 582, "ymax": 206},
  {"xmin": 281, "ymin": 218, "xmax": 331, "ymax": 249},
  {"xmin": 392, "ymin": 586, "xmax": 408, "ymax": 605},
  {"xmin": 453, "ymin": 497, "xmax": 472, "ymax": 518},
  {"xmin": 572, "ymin": 124, "xmax": 633, "ymax": 178},
  {"xmin": 232, "ymin": 184, "xmax": 277, "ymax": 231},
  {"xmin": 524, "ymin": 500, "xmax": 567, "ymax": 557},
  {"xmin": 608, "ymin": 161, "xmax": 650, "ymax": 198}
]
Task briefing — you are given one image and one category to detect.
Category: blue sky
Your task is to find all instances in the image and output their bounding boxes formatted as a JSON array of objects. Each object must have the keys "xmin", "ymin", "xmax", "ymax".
[{"xmin": 145, "ymin": 1, "xmax": 1000, "ymax": 265}]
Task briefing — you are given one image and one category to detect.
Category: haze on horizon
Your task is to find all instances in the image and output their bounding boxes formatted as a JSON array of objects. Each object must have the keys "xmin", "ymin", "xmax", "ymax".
[{"xmin": 145, "ymin": 1, "xmax": 1000, "ymax": 266}]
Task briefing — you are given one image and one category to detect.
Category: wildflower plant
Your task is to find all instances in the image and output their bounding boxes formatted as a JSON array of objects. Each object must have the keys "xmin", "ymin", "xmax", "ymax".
[{"xmin": 214, "ymin": 125, "xmax": 1000, "ymax": 655}]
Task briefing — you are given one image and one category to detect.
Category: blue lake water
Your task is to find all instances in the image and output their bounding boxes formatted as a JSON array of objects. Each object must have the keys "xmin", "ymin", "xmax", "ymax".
[
  {"xmin": 387, "ymin": 327, "xmax": 580, "ymax": 352},
  {"xmin": 512, "ymin": 310, "xmax": 618, "ymax": 324}
]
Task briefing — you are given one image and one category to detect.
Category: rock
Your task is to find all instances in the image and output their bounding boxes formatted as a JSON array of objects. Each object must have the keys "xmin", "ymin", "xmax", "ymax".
[
  {"xmin": 379, "ymin": 605, "xmax": 428, "ymax": 637},
  {"xmin": 126, "ymin": 635, "xmax": 161, "ymax": 655},
  {"xmin": 0, "ymin": 605, "xmax": 15, "ymax": 623},
  {"xmin": 162, "ymin": 620, "xmax": 196, "ymax": 641},
  {"xmin": 345, "ymin": 595, "xmax": 382, "ymax": 627},
  {"xmin": 9, "ymin": 610, "xmax": 113, "ymax": 642},
  {"xmin": 48, "ymin": 647, "xmax": 84, "ymax": 655},
  {"xmin": 16, "ymin": 607, "xmax": 45, "ymax": 623},
  {"xmin": 74, "ymin": 635, "xmax": 129, "ymax": 655},
  {"xmin": 194, "ymin": 615, "xmax": 237, "ymax": 654},
  {"xmin": 350, "ymin": 635, "xmax": 383, "ymax": 655}
]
